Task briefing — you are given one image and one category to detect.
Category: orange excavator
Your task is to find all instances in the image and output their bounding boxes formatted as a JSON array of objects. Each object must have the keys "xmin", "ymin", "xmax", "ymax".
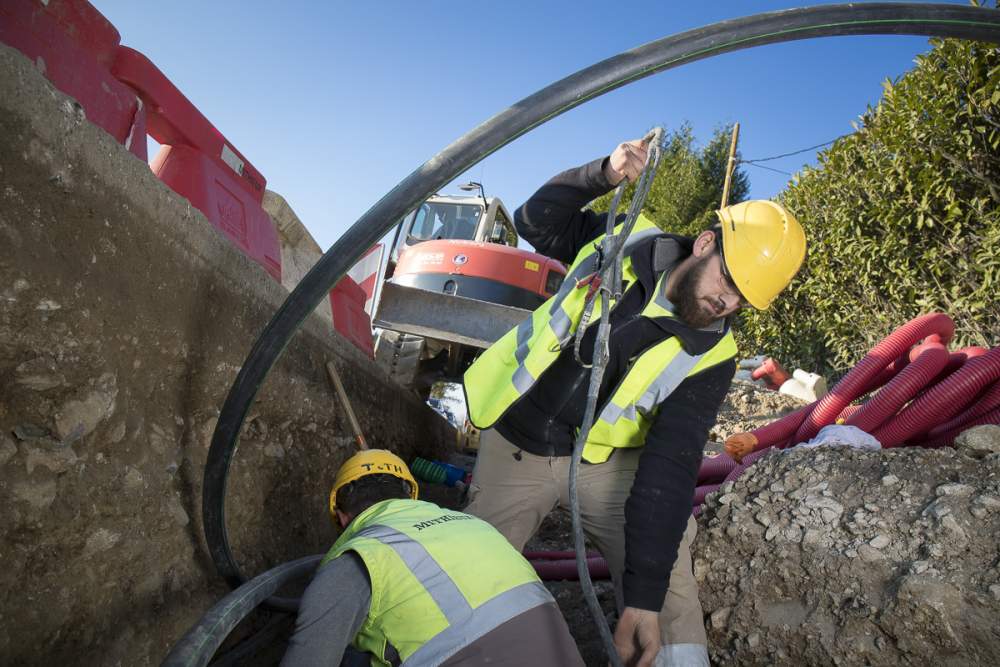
[{"xmin": 374, "ymin": 185, "xmax": 566, "ymax": 395}]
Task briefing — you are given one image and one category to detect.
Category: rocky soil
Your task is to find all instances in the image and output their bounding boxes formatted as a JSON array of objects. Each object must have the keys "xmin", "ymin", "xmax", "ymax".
[
  {"xmin": 710, "ymin": 381, "xmax": 807, "ymax": 445},
  {"xmin": 695, "ymin": 425, "xmax": 1000, "ymax": 665}
]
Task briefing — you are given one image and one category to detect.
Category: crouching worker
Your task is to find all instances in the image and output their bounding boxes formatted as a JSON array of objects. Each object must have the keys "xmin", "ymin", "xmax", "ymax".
[{"xmin": 282, "ymin": 449, "xmax": 584, "ymax": 666}]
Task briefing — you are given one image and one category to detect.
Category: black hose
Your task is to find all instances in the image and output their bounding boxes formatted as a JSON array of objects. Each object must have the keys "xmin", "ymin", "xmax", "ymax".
[
  {"xmin": 202, "ymin": 0, "xmax": 1000, "ymax": 629},
  {"xmin": 162, "ymin": 555, "xmax": 321, "ymax": 667}
]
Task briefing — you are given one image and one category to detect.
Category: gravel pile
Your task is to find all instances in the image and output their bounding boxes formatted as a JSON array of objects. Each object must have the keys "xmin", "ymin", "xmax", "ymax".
[{"xmin": 695, "ymin": 428, "xmax": 1000, "ymax": 665}]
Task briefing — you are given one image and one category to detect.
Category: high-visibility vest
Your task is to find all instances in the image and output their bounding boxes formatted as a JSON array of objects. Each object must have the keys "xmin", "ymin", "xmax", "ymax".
[
  {"xmin": 464, "ymin": 214, "xmax": 737, "ymax": 463},
  {"xmin": 324, "ymin": 499, "xmax": 550, "ymax": 666}
]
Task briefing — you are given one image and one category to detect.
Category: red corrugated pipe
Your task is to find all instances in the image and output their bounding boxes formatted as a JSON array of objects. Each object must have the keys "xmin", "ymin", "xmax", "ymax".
[
  {"xmin": 791, "ymin": 313, "xmax": 955, "ymax": 444},
  {"xmin": 872, "ymin": 347, "xmax": 1000, "ymax": 447},
  {"xmin": 695, "ymin": 314, "xmax": 998, "ymax": 509}
]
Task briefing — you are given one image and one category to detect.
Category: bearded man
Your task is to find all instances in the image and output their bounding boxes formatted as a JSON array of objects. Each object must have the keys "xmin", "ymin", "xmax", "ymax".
[{"xmin": 462, "ymin": 137, "xmax": 806, "ymax": 667}]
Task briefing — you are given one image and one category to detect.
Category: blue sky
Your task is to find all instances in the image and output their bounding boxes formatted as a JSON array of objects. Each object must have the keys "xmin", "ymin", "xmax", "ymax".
[{"xmin": 93, "ymin": 1, "xmax": 941, "ymax": 250}]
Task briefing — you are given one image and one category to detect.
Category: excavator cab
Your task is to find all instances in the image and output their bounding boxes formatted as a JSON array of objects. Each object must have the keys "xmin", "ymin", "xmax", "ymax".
[
  {"xmin": 375, "ymin": 192, "xmax": 565, "ymax": 396},
  {"xmin": 405, "ymin": 199, "xmax": 483, "ymax": 243}
]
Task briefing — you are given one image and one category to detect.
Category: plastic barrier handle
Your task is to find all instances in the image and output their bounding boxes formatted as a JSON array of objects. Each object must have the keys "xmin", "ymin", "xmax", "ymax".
[{"xmin": 111, "ymin": 46, "xmax": 266, "ymax": 198}]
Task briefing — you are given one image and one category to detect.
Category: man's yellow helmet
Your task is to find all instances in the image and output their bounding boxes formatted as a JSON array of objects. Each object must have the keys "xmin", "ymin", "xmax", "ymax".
[
  {"xmin": 329, "ymin": 449, "xmax": 419, "ymax": 516},
  {"xmin": 716, "ymin": 200, "xmax": 806, "ymax": 310}
]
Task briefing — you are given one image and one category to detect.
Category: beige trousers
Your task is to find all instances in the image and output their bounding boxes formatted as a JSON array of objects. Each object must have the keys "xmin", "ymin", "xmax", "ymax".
[{"xmin": 464, "ymin": 428, "xmax": 707, "ymax": 648}]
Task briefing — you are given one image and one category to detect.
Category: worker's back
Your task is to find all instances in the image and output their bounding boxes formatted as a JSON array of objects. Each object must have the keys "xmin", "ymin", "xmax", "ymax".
[{"xmin": 284, "ymin": 496, "xmax": 584, "ymax": 666}]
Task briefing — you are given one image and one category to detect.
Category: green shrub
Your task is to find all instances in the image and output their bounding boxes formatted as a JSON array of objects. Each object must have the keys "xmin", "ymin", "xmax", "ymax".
[
  {"xmin": 590, "ymin": 123, "xmax": 748, "ymax": 237},
  {"xmin": 740, "ymin": 38, "xmax": 1000, "ymax": 376}
]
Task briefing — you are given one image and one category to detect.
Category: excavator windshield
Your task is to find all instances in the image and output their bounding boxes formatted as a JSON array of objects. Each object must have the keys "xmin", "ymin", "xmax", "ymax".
[{"xmin": 406, "ymin": 200, "xmax": 483, "ymax": 242}]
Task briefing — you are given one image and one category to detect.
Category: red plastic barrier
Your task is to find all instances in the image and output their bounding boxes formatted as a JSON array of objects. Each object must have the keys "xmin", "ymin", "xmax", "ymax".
[
  {"xmin": 330, "ymin": 277, "xmax": 374, "ymax": 358},
  {"xmin": 150, "ymin": 145, "xmax": 281, "ymax": 280},
  {"xmin": 112, "ymin": 47, "xmax": 266, "ymax": 201},
  {"xmin": 0, "ymin": 0, "xmax": 146, "ymax": 160},
  {"xmin": 113, "ymin": 47, "xmax": 281, "ymax": 282}
]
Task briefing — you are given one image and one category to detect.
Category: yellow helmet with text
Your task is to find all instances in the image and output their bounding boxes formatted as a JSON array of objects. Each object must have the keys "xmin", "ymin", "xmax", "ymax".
[
  {"xmin": 716, "ymin": 199, "xmax": 806, "ymax": 310},
  {"xmin": 329, "ymin": 449, "xmax": 418, "ymax": 517}
]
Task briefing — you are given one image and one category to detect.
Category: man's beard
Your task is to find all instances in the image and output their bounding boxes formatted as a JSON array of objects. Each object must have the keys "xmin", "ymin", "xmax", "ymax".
[{"xmin": 672, "ymin": 257, "xmax": 718, "ymax": 329}]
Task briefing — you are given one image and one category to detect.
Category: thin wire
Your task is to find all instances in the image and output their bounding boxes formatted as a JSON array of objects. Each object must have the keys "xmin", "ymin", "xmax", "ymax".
[
  {"xmin": 742, "ymin": 162, "xmax": 794, "ymax": 176},
  {"xmin": 741, "ymin": 135, "xmax": 846, "ymax": 163}
]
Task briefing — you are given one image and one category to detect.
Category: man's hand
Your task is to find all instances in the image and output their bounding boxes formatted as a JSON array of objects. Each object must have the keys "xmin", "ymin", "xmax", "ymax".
[
  {"xmin": 612, "ymin": 606, "xmax": 661, "ymax": 667},
  {"xmin": 604, "ymin": 138, "xmax": 650, "ymax": 186}
]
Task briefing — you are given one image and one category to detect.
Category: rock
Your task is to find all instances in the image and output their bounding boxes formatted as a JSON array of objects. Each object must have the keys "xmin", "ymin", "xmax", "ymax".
[
  {"xmin": 954, "ymin": 425, "xmax": 1000, "ymax": 458},
  {"xmin": 109, "ymin": 421, "xmax": 126, "ymax": 443},
  {"xmin": 123, "ymin": 467, "xmax": 144, "ymax": 491},
  {"xmin": 163, "ymin": 495, "xmax": 190, "ymax": 527},
  {"xmin": 11, "ymin": 477, "xmax": 57, "ymax": 510},
  {"xmin": 53, "ymin": 373, "xmax": 118, "ymax": 443},
  {"xmin": 938, "ymin": 515, "xmax": 967, "ymax": 545},
  {"xmin": 0, "ymin": 436, "xmax": 17, "ymax": 466},
  {"xmin": 83, "ymin": 528, "xmax": 121, "ymax": 557},
  {"xmin": 935, "ymin": 483, "xmax": 973, "ymax": 497},
  {"xmin": 869, "ymin": 534, "xmax": 890, "ymax": 549},
  {"xmin": 22, "ymin": 442, "xmax": 77, "ymax": 474},
  {"xmin": 858, "ymin": 545, "xmax": 883, "ymax": 562},
  {"xmin": 12, "ymin": 423, "xmax": 51, "ymax": 441},
  {"xmin": 972, "ymin": 495, "xmax": 1000, "ymax": 514},
  {"xmin": 14, "ymin": 357, "xmax": 65, "ymax": 391},
  {"xmin": 881, "ymin": 474, "xmax": 899, "ymax": 486},
  {"xmin": 263, "ymin": 443, "xmax": 285, "ymax": 459},
  {"xmin": 710, "ymin": 607, "xmax": 731, "ymax": 630}
]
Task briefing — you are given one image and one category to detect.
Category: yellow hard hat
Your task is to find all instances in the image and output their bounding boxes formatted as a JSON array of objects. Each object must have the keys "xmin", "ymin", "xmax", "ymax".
[
  {"xmin": 716, "ymin": 200, "xmax": 806, "ymax": 310},
  {"xmin": 328, "ymin": 449, "xmax": 418, "ymax": 516}
]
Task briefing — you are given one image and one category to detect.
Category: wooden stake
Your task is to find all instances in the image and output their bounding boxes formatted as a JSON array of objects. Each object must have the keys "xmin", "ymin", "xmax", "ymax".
[
  {"xmin": 326, "ymin": 360, "xmax": 368, "ymax": 450},
  {"xmin": 720, "ymin": 122, "xmax": 741, "ymax": 209}
]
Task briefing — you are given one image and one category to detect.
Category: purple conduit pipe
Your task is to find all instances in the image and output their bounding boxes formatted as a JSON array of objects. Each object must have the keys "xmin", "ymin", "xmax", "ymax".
[
  {"xmin": 697, "ymin": 453, "xmax": 740, "ymax": 484},
  {"xmin": 530, "ymin": 557, "xmax": 610, "ymax": 581}
]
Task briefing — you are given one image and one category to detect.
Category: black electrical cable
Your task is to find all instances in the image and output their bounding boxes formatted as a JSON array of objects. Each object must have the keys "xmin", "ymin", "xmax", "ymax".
[
  {"xmin": 198, "ymin": 3, "xmax": 1000, "ymax": 662},
  {"xmin": 163, "ymin": 555, "xmax": 321, "ymax": 667}
]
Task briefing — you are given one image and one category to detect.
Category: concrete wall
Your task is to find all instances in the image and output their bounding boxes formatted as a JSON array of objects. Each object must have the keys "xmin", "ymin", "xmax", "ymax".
[
  {"xmin": 0, "ymin": 44, "xmax": 453, "ymax": 665},
  {"xmin": 264, "ymin": 189, "xmax": 333, "ymax": 323}
]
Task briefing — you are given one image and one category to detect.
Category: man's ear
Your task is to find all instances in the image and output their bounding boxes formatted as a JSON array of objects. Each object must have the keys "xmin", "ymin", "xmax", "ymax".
[
  {"xmin": 692, "ymin": 229, "xmax": 716, "ymax": 258},
  {"xmin": 336, "ymin": 509, "xmax": 353, "ymax": 529}
]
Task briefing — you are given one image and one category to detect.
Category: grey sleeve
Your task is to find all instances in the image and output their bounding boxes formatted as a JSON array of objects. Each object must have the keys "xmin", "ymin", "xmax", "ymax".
[{"xmin": 281, "ymin": 552, "xmax": 372, "ymax": 667}]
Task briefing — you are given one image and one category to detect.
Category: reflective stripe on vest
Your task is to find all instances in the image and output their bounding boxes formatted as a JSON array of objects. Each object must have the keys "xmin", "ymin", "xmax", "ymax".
[
  {"xmin": 326, "ymin": 500, "xmax": 549, "ymax": 666},
  {"xmin": 464, "ymin": 213, "xmax": 738, "ymax": 463},
  {"xmin": 352, "ymin": 524, "xmax": 552, "ymax": 666}
]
